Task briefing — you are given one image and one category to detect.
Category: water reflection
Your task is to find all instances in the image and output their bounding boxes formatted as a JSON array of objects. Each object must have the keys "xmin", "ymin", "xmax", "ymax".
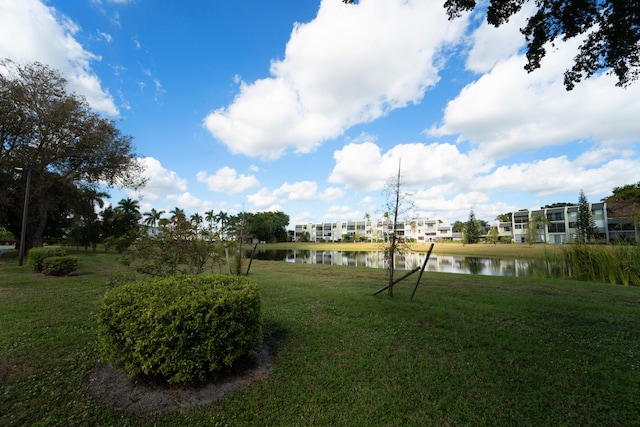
[{"xmin": 252, "ymin": 249, "xmax": 532, "ymax": 277}]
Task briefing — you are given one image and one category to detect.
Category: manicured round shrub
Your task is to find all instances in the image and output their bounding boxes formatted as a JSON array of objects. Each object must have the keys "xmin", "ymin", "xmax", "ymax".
[
  {"xmin": 98, "ymin": 274, "xmax": 262, "ymax": 384},
  {"xmin": 42, "ymin": 256, "xmax": 79, "ymax": 276},
  {"xmin": 27, "ymin": 247, "xmax": 66, "ymax": 272}
]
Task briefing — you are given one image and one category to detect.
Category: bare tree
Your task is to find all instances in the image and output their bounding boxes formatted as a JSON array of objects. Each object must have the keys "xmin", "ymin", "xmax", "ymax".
[{"xmin": 381, "ymin": 159, "xmax": 414, "ymax": 297}]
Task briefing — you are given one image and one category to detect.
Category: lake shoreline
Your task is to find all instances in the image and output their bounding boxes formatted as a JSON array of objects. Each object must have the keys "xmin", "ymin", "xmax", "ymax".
[{"xmin": 260, "ymin": 241, "xmax": 562, "ymax": 259}]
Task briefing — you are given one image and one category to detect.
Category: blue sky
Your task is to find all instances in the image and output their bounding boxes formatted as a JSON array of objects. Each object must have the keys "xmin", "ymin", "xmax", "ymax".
[{"xmin": 2, "ymin": 0, "xmax": 639, "ymax": 227}]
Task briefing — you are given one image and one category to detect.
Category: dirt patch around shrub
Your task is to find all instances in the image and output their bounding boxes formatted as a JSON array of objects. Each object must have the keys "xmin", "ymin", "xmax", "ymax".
[{"xmin": 86, "ymin": 344, "xmax": 274, "ymax": 417}]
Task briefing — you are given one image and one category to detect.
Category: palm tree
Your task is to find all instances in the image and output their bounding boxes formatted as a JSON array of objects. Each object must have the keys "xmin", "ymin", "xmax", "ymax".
[
  {"xmin": 191, "ymin": 213, "xmax": 203, "ymax": 237},
  {"xmin": 205, "ymin": 209, "xmax": 215, "ymax": 229},
  {"xmin": 115, "ymin": 198, "xmax": 141, "ymax": 232},
  {"xmin": 527, "ymin": 213, "xmax": 551, "ymax": 245},
  {"xmin": 117, "ymin": 198, "xmax": 141, "ymax": 218},
  {"xmin": 382, "ymin": 211, "xmax": 391, "ymax": 242},
  {"xmin": 74, "ymin": 188, "xmax": 110, "ymax": 250},
  {"xmin": 170, "ymin": 207, "xmax": 186, "ymax": 222},
  {"xmin": 215, "ymin": 211, "xmax": 229, "ymax": 240},
  {"xmin": 363, "ymin": 212, "xmax": 371, "ymax": 242},
  {"xmin": 203, "ymin": 210, "xmax": 216, "ymax": 241},
  {"xmin": 143, "ymin": 208, "xmax": 165, "ymax": 228},
  {"xmin": 142, "ymin": 208, "xmax": 165, "ymax": 237}
]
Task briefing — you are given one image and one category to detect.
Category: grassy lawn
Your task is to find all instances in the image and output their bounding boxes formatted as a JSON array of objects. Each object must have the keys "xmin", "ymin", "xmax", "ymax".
[{"xmin": 1, "ymin": 249, "xmax": 639, "ymax": 426}]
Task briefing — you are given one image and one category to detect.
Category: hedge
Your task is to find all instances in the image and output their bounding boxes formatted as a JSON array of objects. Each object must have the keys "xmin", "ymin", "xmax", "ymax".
[
  {"xmin": 98, "ymin": 274, "xmax": 263, "ymax": 384},
  {"xmin": 27, "ymin": 247, "xmax": 66, "ymax": 272}
]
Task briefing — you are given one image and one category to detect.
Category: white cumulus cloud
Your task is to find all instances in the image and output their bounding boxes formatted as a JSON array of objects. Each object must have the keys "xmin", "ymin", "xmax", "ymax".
[
  {"xmin": 0, "ymin": 0, "xmax": 118, "ymax": 115},
  {"xmin": 431, "ymin": 25, "xmax": 640, "ymax": 159},
  {"xmin": 329, "ymin": 141, "xmax": 493, "ymax": 192},
  {"xmin": 196, "ymin": 167, "xmax": 260, "ymax": 195},
  {"xmin": 203, "ymin": 0, "xmax": 467, "ymax": 159},
  {"xmin": 135, "ymin": 157, "xmax": 188, "ymax": 200}
]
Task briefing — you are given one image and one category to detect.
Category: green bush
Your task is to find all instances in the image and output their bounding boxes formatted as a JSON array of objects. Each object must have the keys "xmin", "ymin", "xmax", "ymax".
[
  {"xmin": 27, "ymin": 247, "xmax": 66, "ymax": 272},
  {"xmin": 98, "ymin": 274, "xmax": 263, "ymax": 384},
  {"xmin": 42, "ymin": 256, "xmax": 79, "ymax": 276}
]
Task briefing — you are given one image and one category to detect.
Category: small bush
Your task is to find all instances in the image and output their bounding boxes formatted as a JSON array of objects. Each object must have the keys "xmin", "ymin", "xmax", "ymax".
[
  {"xmin": 27, "ymin": 247, "xmax": 66, "ymax": 272},
  {"xmin": 42, "ymin": 256, "xmax": 79, "ymax": 276},
  {"xmin": 98, "ymin": 274, "xmax": 263, "ymax": 384}
]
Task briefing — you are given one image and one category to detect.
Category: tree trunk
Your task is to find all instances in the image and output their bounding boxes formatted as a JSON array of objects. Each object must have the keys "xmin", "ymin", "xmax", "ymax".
[{"xmin": 388, "ymin": 159, "xmax": 402, "ymax": 297}]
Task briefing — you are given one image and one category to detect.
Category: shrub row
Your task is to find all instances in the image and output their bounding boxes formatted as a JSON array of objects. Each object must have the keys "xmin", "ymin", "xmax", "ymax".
[
  {"xmin": 26, "ymin": 247, "xmax": 78, "ymax": 276},
  {"xmin": 98, "ymin": 274, "xmax": 263, "ymax": 384},
  {"xmin": 27, "ymin": 247, "xmax": 66, "ymax": 272}
]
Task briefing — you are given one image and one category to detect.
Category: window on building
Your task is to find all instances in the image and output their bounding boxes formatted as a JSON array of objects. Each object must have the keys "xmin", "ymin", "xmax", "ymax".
[
  {"xmin": 547, "ymin": 212, "xmax": 564, "ymax": 221},
  {"xmin": 549, "ymin": 223, "xmax": 566, "ymax": 233},
  {"xmin": 514, "ymin": 216, "xmax": 529, "ymax": 224}
]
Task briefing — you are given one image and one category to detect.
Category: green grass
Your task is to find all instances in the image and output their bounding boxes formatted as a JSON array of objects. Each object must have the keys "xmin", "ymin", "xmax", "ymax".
[{"xmin": 1, "ymin": 249, "xmax": 639, "ymax": 426}]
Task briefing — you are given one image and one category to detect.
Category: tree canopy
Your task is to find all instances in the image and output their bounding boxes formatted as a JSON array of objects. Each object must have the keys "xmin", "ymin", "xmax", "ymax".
[
  {"xmin": 0, "ymin": 59, "xmax": 145, "ymax": 249},
  {"xmin": 542, "ymin": 202, "xmax": 572, "ymax": 209},
  {"xmin": 495, "ymin": 212, "xmax": 513, "ymax": 223},
  {"xmin": 237, "ymin": 211, "xmax": 290, "ymax": 243},
  {"xmin": 602, "ymin": 182, "xmax": 640, "ymax": 226},
  {"xmin": 576, "ymin": 190, "xmax": 598, "ymax": 243},
  {"xmin": 463, "ymin": 209, "xmax": 481, "ymax": 244},
  {"xmin": 343, "ymin": 0, "xmax": 639, "ymax": 90}
]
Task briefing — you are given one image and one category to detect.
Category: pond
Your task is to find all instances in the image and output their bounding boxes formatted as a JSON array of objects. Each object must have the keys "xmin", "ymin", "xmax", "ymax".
[{"xmin": 251, "ymin": 249, "xmax": 533, "ymax": 277}]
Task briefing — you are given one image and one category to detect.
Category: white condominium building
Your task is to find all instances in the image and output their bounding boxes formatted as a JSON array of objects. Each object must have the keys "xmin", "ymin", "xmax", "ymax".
[
  {"xmin": 292, "ymin": 202, "xmax": 637, "ymax": 244},
  {"xmin": 293, "ymin": 219, "xmax": 455, "ymax": 243}
]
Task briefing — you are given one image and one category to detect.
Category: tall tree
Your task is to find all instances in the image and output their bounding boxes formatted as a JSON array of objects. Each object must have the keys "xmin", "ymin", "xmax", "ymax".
[
  {"xmin": 69, "ymin": 188, "xmax": 109, "ymax": 251},
  {"xmin": 215, "ymin": 211, "xmax": 230, "ymax": 240},
  {"xmin": 169, "ymin": 207, "xmax": 186, "ymax": 223},
  {"xmin": 602, "ymin": 182, "xmax": 640, "ymax": 236},
  {"xmin": 463, "ymin": 209, "xmax": 481, "ymax": 244},
  {"xmin": 116, "ymin": 198, "xmax": 141, "ymax": 229},
  {"xmin": 0, "ymin": 59, "xmax": 144, "ymax": 250},
  {"xmin": 190, "ymin": 213, "xmax": 203, "ymax": 236},
  {"xmin": 451, "ymin": 220, "xmax": 465, "ymax": 233},
  {"xmin": 249, "ymin": 211, "xmax": 290, "ymax": 243},
  {"xmin": 526, "ymin": 213, "xmax": 551, "ymax": 245},
  {"xmin": 204, "ymin": 210, "xmax": 216, "ymax": 239},
  {"xmin": 103, "ymin": 198, "xmax": 141, "ymax": 240},
  {"xmin": 343, "ymin": 0, "xmax": 640, "ymax": 90},
  {"xmin": 576, "ymin": 190, "xmax": 598, "ymax": 243},
  {"xmin": 363, "ymin": 212, "xmax": 372, "ymax": 242},
  {"xmin": 143, "ymin": 208, "xmax": 165, "ymax": 229}
]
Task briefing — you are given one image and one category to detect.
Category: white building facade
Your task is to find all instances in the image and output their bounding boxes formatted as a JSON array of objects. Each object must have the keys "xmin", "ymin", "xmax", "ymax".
[
  {"xmin": 502, "ymin": 202, "xmax": 637, "ymax": 244},
  {"xmin": 292, "ymin": 202, "xmax": 637, "ymax": 244},
  {"xmin": 293, "ymin": 219, "xmax": 455, "ymax": 243}
]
